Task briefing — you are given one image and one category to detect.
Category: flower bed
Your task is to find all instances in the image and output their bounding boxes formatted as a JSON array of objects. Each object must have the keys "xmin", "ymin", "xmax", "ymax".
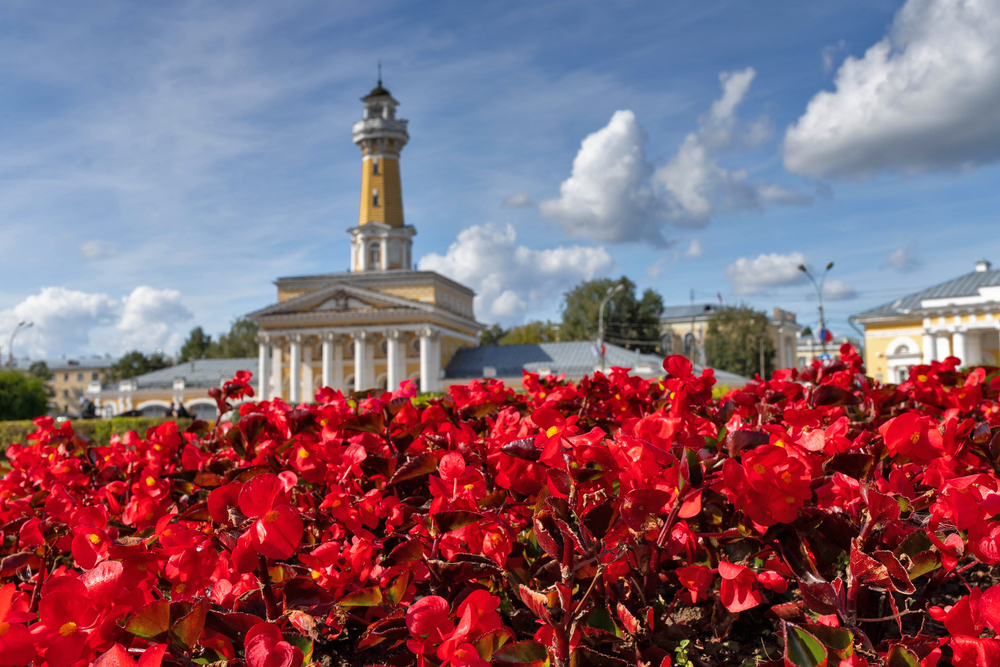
[{"xmin": 2, "ymin": 347, "xmax": 1000, "ymax": 667}]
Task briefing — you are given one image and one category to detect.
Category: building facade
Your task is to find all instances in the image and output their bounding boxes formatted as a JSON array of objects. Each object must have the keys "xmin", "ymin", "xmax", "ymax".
[
  {"xmin": 660, "ymin": 305, "xmax": 800, "ymax": 370},
  {"xmin": 11, "ymin": 357, "xmax": 116, "ymax": 416},
  {"xmin": 854, "ymin": 260, "xmax": 1000, "ymax": 383},
  {"xmin": 796, "ymin": 335, "xmax": 862, "ymax": 367},
  {"xmin": 247, "ymin": 79, "xmax": 481, "ymax": 401}
]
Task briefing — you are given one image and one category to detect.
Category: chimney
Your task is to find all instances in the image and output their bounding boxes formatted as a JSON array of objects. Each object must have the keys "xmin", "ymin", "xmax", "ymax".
[{"xmin": 976, "ymin": 259, "xmax": 992, "ymax": 272}]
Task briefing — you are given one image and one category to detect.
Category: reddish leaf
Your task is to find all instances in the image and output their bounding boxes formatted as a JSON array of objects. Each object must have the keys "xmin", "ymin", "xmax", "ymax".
[
  {"xmin": 501, "ymin": 438, "xmax": 542, "ymax": 462},
  {"xmin": 390, "ymin": 453, "xmax": 439, "ymax": 484},
  {"xmin": 125, "ymin": 599, "xmax": 171, "ymax": 639},
  {"xmin": 491, "ymin": 640, "xmax": 549, "ymax": 666},
  {"xmin": 620, "ymin": 489, "xmax": 671, "ymax": 531},
  {"xmin": 339, "ymin": 587, "xmax": 383, "ymax": 607},
  {"xmin": 170, "ymin": 599, "xmax": 209, "ymax": 650}
]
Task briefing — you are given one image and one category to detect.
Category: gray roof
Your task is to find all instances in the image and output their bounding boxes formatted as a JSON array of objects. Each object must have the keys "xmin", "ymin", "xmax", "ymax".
[
  {"xmin": 444, "ymin": 341, "xmax": 750, "ymax": 386},
  {"xmin": 105, "ymin": 358, "xmax": 257, "ymax": 391},
  {"xmin": 855, "ymin": 267, "xmax": 1000, "ymax": 320},
  {"xmin": 10, "ymin": 357, "xmax": 116, "ymax": 372},
  {"xmin": 660, "ymin": 304, "xmax": 720, "ymax": 321}
]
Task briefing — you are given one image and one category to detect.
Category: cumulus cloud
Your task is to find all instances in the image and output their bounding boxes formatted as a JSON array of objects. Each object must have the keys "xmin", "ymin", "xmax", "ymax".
[
  {"xmin": 683, "ymin": 238, "xmax": 704, "ymax": 258},
  {"xmin": 822, "ymin": 40, "xmax": 847, "ymax": 73},
  {"xmin": 823, "ymin": 279, "xmax": 857, "ymax": 301},
  {"xmin": 541, "ymin": 69, "xmax": 809, "ymax": 245},
  {"xmin": 0, "ymin": 286, "xmax": 192, "ymax": 358},
  {"xmin": 501, "ymin": 191, "xmax": 535, "ymax": 208},
  {"xmin": 785, "ymin": 0, "xmax": 1000, "ymax": 177},
  {"xmin": 883, "ymin": 242, "xmax": 925, "ymax": 273},
  {"xmin": 79, "ymin": 240, "xmax": 117, "ymax": 259},
  {"xmin": 726, "ymin": 252, "xmax": 809, "ymax": 295},
  {"xmin": 418, "ymin": 223, "xmax": 613, "ymax": 323}
]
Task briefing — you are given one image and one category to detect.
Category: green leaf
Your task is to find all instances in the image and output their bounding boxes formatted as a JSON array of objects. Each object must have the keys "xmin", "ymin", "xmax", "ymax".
[
  {"xmin": 804, "ymin": 624, "xmax": 852, "ymax": 652},
  {"xmin": 170, "ymin": 599, "xmax": 209, "ymax": 649},
  {"xmin": 886, "ymin": 645, "xmax": 921, "ymax": 667},
  {"xmin": 491, "ymin": 641, "xmax": 549, "ymax": 666},
  {"xmin": 283, "ymin": 633, "xmax": 314, "ymax": 666},
  {"xmin": 339, "ymin": 586, "xmax": 383, "ymax": 607},
  {"xmin": 125, "ymin": 599, "xmax": 171, "ymax": 639},
  {"xmin": 386, "ymin": 570, "xmax": 411, "ymax": 605},
  {"xmin": 783, "ymin": 622, "xmax": 828, "ymax": 667},
  {"xmin": 432, "ymin": 510, "xmax": 483, "ymax": 535}
]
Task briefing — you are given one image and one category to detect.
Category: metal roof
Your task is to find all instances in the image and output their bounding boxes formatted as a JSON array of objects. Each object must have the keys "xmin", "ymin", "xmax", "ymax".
[
  {"xmin": 660, "ymin": 304, "xmax": 720, "ymax": 321},
  {"xmin": 854, "ymin": 267, "xmax": 1000, "ymax": 320},
  {"xmin": 10, "ymin": 357, "xmax": 116, "ymax": 372},
  {"xmin": 104, "ymin": 358, "xmax": 257, "ymax": 391}
]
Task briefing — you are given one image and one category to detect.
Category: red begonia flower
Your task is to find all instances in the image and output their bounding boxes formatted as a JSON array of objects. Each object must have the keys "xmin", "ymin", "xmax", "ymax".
[
  {"xmin": 245, "ymin": 623, "xmax": 303, "ymax": 667},
  {"xmin": 238, "ymin": 473, "xmax": 303, "ymax": 560},
  {"xmin": 718, "ymin": 561, "xmax": 762, "ymax": 613}
]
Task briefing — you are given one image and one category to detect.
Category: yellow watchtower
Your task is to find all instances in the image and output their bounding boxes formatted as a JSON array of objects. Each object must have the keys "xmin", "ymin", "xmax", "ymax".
[{"xmin": 348, "ymin": 75, "xmax": 416, "ymax": 272}]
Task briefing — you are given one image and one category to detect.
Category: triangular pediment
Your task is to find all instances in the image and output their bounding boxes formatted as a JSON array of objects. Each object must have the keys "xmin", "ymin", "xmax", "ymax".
[
  {"xmin": 248, "ymin": 282, "xmax": 432, "ymax": 319},
  {"xmin": 313, "ymin": 290, "xmax": 381, "ymax": 313}
]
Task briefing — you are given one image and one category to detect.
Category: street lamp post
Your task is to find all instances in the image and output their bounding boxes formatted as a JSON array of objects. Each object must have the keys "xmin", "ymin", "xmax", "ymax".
[
  {"xmin": 7, "ymin": 319, "xmax": 33, "ymax": 369},
  {"xmin": 798, "ymin": 262, "xmax": 834, "ymax": 355},
  {"xmin": 597, "ymin": 283, "xmax": 624, "ymax": 370}
]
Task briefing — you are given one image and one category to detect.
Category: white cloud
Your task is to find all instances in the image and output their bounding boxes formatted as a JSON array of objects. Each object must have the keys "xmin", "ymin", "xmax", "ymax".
[
  {"xmin": 726, "ymin": 252, "xmax": 809, "ymax": 295},
  {"xmin": 79, "ymin": 240, "xmax": 117, "ymax": 259},
  {"xmin": 418, "ymin": 223, "xmax": 613, "ymax": 323},
  {"xmin": 541, "ymin": 69, "xmax": 810, "ymax": 245},
  {"xmin": 785, "ymin": 0, "xmax": 1000, "ymax": 177},
  {"xmin": 646, "ymin": 257, "xmax": 667, "ymax": 279},
  {"xmin": 883, "ymin": 242, "xmax": 925, "ymax": 273},
  {"xmin": 684, "ymin": 238, "xmax": 704, "ymax": 258},
  {"xmin": 822, "ymin": 40, "xmax": 847, "ymax": 73},
  {"xmin": 501, "ymin": 191, "xmax": 535, "ymax": 208},
  {"xmin": 823, "ymin": 279, "xmax": 857, "ymax": 301},
  {"xmin": 0, "ymin": 285, "xmax": 192, "ymax": 359}
]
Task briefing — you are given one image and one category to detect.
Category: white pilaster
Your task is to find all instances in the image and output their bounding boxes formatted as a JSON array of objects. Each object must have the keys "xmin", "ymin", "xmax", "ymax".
[
  {"xmin": 257, "ymin": 337, "xmax": 270, "ymax": 401},
  {"xmin": 334, "ymin": 338, "xmax": 344, "ymax": 391},
  {"xmin": 419, "ymin": 328, "xmax": 440, "ymax": 393},
  {"xmin": 289, "ymin": 334, "xmax": 302, "ymax": 404},
  {"xmin": 967, "ymin": 330, "xmax": 983, "ymax": 367},
  {"xmin": 922, "ymin": 331, "xmax": 935, "ymax": 364},
  {"xmin": 953, "ymin": 330, "xmax": 968, "ymax": 367},
  {"xmin": 935, "ymin": 333, "xmax": 951, "ymax": 361},
  {"xmin": 380, "ymin": 238, "xmax": 388, "ymax": 270},
  {"xmin": 301, "ymin": 341, "xmax": 313, "ymax": 401},
  {"xmin": 386, "ymin": 329, "xmax": 401, "ymax": 391},
  {"xmin": 321, "ymin": 333, "xmax": 334, "ymax": 388},
  {"xmin": 353, "ymin": 331, "xmax": 368, "ymax": 392},
  {"xmin": 271, "ymin": 338, "xmax": 283, "ymax": 400}
]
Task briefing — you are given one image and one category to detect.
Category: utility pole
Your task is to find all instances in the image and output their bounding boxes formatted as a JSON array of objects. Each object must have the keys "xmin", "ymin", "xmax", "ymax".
[
  {"xmin": 597, "ymin": 283, "xmax": 624, "ymax": 371},
  {"xmin": 8, "ymin": 319, "xmax": 33, "ymax": 369},
  {"xmin": 799, "ymin": 262, "xmax": 834, "ymax": 355}
]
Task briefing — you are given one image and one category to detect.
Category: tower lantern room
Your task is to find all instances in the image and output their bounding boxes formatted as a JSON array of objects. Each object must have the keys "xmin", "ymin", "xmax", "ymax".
[{"xmin": 349, "ymin": 76, "xmax": 415, "ymax": 272}]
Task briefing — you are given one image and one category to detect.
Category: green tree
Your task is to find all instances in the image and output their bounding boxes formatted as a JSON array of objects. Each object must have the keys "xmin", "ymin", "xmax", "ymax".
[
  {"xmin": 209, "ymin": 318, "xmax": 259, "ymax": 358},
  {"xmin": 178, "ymin": 327, "xmax": 213, "ymax": 362},
  {"xmin": 479, "ymin": 324, "xmax": 506, "ymax": 347},
  {"xmin": 704, "ymin": 305, "xmax": 776, "ymax": 380},
  {"xmin": 800, "ymin": 325, "xmax": 813, "ymax": 337},
  {"xmin": 0, "ymin": 370, "xmax": 50, "ymax": 420},
  {"xmin": 27, "ymin": 361, "xmax": 55, "ymax": 398},
  {"xmin": 560, "ymin": 277, "xmax": 664, "ymax": 353},
  {"xmin": 499, "ymin": 320, "xmax": 560, "ymax": 345},
  {"xmin": 109, "ymin": 350, "xmax": 173, "ymax": 382}
]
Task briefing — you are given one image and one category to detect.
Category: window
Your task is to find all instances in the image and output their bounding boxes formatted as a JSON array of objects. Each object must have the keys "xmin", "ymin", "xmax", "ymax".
[
  {"xmin": 77, "ymin": 373, "xmax": 83, "ymax": 381},
  {"xmin": 63, "ymin": 389, "xmax": 69, "ymax": 397},
  {"xmin": 64, "ymin": 373, "xmax": 69, "ymax": 381},
  {"xmin": 91, "ymin": 372, "xmax": 98, "ymax": 381},
  {"xmin": 683, "ymin": 333, "xmax": 695, "ymax": 356},
  {"xmin": 894, "ymin": 345, "xmax": 910, "ymax": 355},
  {"xmin": 368, "ymin": 243, "xmax": 381, "ymax": 268},
  {"xmin": 372, "ymin": 189, "xmax": 380, "ymax": 207},
  {"xmin": 372, "ymin": 157, "xmax": 379, "ymax": 175},
  {"xmin": 897, "ymin": 368, "xmax": 909, "ymax": 383}
]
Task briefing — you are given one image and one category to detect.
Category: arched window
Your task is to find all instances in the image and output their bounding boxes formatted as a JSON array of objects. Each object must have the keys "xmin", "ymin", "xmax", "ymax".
[
  {"xmin": 683, "ymin": 333, "xmax": 695, "ymax": 356},
  {"xmin": 372, "ymin": 189, "xmax": 380, "ymax": 207},
  {"xmin": 372, "ymin": 157, "xmax": 379, "ymax": 175},
  {"xmin": 894, "ymin": 344, "xmax": 910, "ymax": 355},
  {"xmin": 368, "ymin": 243, "xmax": 381, "ymax": 269}
]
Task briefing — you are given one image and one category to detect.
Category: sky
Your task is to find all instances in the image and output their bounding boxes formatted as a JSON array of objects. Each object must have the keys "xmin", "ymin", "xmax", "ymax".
[{"xmin": 3, "ymin": 0, "xmax": 1000, "ymax": 359}]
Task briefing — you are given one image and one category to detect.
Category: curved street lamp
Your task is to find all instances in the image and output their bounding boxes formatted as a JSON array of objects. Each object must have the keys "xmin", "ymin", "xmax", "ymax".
[
  {"xmin": 597, "ymin": 283, "xmax": 625, "ymax": 370},
  {"xmin": 799, "ymin": 262, "xmax": 834, "ymax": 355},
  {"xmin": 8, "ymin": 319, "xmax": 33, "ymax": 369}
]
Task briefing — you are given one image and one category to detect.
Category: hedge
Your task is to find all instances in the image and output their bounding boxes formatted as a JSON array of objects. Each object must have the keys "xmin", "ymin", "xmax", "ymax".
[{"xmin": 0, "ymin": 417, "xmax": 193, "ymax": 448}]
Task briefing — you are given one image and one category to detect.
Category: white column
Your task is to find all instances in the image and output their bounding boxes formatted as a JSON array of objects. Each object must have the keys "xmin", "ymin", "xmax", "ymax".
[
  {"xmin": 953, "ymin": 330, "xmax": 968, "ymax": 367},
  {"xmin": 353, "ymin": 332, "xmax": 367, "ymax": 392},
  {"xmin": 922, "ymin": 331, "xmax": 935, "ymax": 364},
  {"xmin": 386, "ymin": 330, "xmax": 401, "ymax": 391},
  {"xmin": 289, "ymin": 334, "xmax": 302, "ymax": 404},
  {"xmin": 270, "ymin": 338, "xmax": 283, "ymax": 399},
  {"xmin": 334, "ymin": 338, "xmax": 344, "ymax": 391},
  {"xmin": 380, "ymin": 237, "xmax": 388, "ymax": 270},
  {"xmin": 419, "ymin": 328, "xmax": 440, "ymax": 393},
  {"xmin": 321, "ymin": 333, "xmax": 334, "ymax": 388},
  {"xmin": 301, "ymin": 340, "xmax": 313, "ymax": 401},
  {"xmin": 935, "ymin": 333, "xmax": 951, "ymax": 362},
  {"xmin": 257, "ymin": 336, "xmax": 270, "ymax": 401},
  {"xmin": 358, "ymin": 238, "xmax": 367, "ymax": 271},
  {"xmin": 967, "ymin": 331, "xmax": 983, "ymax": 367}
]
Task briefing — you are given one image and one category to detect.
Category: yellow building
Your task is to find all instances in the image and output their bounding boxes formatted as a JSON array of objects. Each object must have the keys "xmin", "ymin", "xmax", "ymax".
[
  {"xmin": 660, "ymin": 305, "xmax": 801, "ymax": 369},
  {"xmin": 12, "ymin": 357, "xmax": 115, "ymax": 416},
  {"xmin": 853, "ymin": 260, "xmax": 1000, "ymax": 383},
  {"xmin": 247, "ymin": 78, "xmax": 482, "ymax": 399}
]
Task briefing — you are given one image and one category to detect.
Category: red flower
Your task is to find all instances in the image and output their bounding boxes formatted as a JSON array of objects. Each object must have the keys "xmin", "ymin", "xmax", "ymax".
[
  {"xmin": 0, "ymin": 583, "xmax": 33, "ymax": 666},
  {"xmin": 244, "ymin": 623, "xmax": 303, "ymax": 667},
  {"xmin": 718, "ymin": 562, "xmax": 762, "ymax": 613},
  {"xmin": 238, "ymin": 473, "xmax": 303, "ymax": 560},
  {"xmin": 676, "ymin": 565, "xmax": 713, "ymax": 604}
]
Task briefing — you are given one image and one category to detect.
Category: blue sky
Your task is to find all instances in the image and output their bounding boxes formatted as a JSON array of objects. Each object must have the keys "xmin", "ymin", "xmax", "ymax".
[{"xmin": 2, "ymin": 0, "xmax": 1000, "ymax": 358}]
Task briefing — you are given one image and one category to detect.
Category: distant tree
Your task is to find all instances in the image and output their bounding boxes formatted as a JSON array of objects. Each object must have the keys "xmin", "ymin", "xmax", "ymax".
[
  {"xmin": 0, "ymin": 370, "xmax": 49, "ymax": 420},
  {"xmin": 27, "ymin": 361, "xmax": 55, "ymax": 398},
  {"xmin": 800, "ymin": 325, "xmax": 813, "ymax": 337},
  {"xmin": 499, "ymin": 321, "xmax": 560, "ymax": 345},
  {"xmin": 479, "ymin": 324, "xmax": 506, "ymax": 347},
  {"xmin": 704, "ymin": 305, "xmax": 776, "ymax": 380},
  {"xmin": 209, "ymin": 318, "xmax": 259, "ymax": 358},
  {"xmin": 560, "ymin": 277, "xmax": 664, "ymax": 353},
  {"xmin": 178, "ymin": 327, "xmax": 213, "ymax": 362},
  {"xmin": 110, "ymin": 350, "xmax": 173, "ymax": 382}
]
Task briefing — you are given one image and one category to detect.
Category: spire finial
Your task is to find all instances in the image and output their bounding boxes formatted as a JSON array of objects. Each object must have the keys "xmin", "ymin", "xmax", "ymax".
[{"xmin": 377, "ymin": 60, "xmax": 382, "ymax": 86}]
